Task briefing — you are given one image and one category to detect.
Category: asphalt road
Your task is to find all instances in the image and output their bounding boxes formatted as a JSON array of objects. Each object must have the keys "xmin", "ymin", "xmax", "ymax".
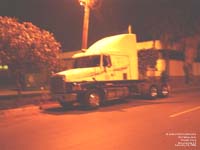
[{"xmin": 0, "ymin": 90, "xmax": 199, "ymax": 150}]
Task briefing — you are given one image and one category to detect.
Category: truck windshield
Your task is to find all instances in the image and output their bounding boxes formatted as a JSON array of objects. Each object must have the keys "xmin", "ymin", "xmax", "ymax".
[{"xmin": 73, "ymin": 55, "xmax": 100, "ymax": 68}]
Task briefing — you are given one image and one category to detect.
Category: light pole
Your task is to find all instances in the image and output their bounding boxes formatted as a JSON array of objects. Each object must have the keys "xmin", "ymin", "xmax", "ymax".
[{"xmin": 79, "ymin": 0, "xmax": 91, "ymax": 50}]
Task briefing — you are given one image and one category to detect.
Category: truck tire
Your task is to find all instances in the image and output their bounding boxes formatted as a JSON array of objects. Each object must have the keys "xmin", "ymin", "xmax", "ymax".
[
  {"xmin": 148, "ymin": 86, "xmax": 158, "ymax": 99},
  {"xmin": 84, "ymin": 89, "xmax": 101, "ymax": 109},
  {"xmin": 160, "ymin": 84, "xmax": 170, "ymax": 98}
]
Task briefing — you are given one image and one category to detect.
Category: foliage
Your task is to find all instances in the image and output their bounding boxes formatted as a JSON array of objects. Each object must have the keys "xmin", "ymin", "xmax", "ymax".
[
  {"xmin": 148, "ymin": 9, "xmax": 200, "ymax": 83},
  {"xmin": 0, "ymin": 16, "xmax": 62, "ymax": 89},
  {"xmin": 138, "ymin": 49, "xmax": 159, "ymax": 77}
]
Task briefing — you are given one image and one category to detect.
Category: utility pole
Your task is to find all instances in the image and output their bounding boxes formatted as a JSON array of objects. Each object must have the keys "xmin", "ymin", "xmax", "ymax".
[{"xmin": 79, "ymin": 0, "xmax": 91, "ymax": 50}]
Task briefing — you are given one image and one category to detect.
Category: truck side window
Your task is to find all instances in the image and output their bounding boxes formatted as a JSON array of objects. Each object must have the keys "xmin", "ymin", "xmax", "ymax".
[
  {"xmin": 103, "ymin": 55, "xmax": 111, "ymax": 67},
  {"xmin": 93, "ymin": 55, "xmax": 100, "ymax": 67}
]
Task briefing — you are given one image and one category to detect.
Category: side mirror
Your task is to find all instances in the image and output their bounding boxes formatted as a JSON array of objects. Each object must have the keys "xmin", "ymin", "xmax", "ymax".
[{"xmin": 103, "ymin": 55, "xmax": 111, "ymax": 68}]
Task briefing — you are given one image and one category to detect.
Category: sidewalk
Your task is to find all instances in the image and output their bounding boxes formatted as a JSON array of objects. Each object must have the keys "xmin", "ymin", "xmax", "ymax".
[
  {"xmin": 0, "ymin": 89, "xmax": 51, "ymax": 110},
  {"xmin": 171, "ymin": 85, "xmax": 200, "ymax": 93},
  {"xmin": 0, "ymin": 89, "xmax": 49, "ymax": 99},
  {"xmin": 169, "ymin": 79, "xmax": 200, "ymax": 93}
]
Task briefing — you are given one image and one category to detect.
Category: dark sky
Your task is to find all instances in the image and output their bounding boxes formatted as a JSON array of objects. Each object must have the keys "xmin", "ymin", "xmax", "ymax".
[{"xmin": 1, "ymin": 0, "xmax": 200, "ymax": 51}]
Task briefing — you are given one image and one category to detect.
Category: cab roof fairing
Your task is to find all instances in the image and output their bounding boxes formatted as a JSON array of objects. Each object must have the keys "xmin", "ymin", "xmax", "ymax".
[{"xmin": 72, "ymin": 34, "xmax": 138, "ymax": 58}]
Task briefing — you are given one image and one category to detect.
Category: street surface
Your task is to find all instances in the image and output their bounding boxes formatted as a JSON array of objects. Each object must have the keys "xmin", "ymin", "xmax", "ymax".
[{"xmin": 0, "ymin": 90, "xmax": 199, "ymax": 150}]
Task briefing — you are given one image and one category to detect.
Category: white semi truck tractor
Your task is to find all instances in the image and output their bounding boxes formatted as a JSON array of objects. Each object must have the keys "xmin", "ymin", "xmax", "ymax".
[{"xmin": 50, "ymin": 34, "xmax": 170, "ymax": 109}]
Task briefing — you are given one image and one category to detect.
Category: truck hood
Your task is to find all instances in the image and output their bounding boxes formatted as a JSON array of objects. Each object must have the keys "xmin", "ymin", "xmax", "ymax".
[{"xmin": 56, "ymin": 68, "xmax": 99, "ymax": 82}]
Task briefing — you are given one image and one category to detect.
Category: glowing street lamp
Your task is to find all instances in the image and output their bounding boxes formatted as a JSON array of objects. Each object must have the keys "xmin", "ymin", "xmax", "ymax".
[{"xmin": 79, "ymin": 0, "xmax": 91, "ymax": 50}]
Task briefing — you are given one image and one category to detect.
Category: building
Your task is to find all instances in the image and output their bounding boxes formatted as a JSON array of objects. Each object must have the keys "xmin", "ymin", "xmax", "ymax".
[{"xmin": 60, "ymin": 39, "xmax": 200, "ymax": 88}]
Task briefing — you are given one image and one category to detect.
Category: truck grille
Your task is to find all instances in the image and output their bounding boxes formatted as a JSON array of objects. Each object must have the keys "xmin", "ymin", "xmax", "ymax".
[{"xmin": 50, "ymin": 75, "xmax": 65, "ymax": 93}]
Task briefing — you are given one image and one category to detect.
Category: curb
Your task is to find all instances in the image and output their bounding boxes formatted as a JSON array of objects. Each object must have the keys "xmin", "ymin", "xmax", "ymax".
[
  {"xmin": 0, "ymin": 93, "xmax": 42, "ymax": 100},
  {"xmin": 171, "ymin": 86, "xmax": 200, "ymax": 93},
  {"xmin": 0, "ymin": 91, "xmax": 49, "ymax": 100},
  {"xmin": 0, "ymin": 105, "xmax": 40, "ymax": 119}
]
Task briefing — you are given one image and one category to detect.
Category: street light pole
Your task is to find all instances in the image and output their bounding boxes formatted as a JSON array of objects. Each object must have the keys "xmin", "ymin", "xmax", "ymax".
[{"xmin": 79, "ymin": 0, "xmax": 91, "ymax": 50}]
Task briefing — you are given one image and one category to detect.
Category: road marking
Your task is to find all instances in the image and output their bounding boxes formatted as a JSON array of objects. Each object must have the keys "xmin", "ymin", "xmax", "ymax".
[{"xmin": 169, "ymin": 106, "xmax": 200, "ymax": 118}]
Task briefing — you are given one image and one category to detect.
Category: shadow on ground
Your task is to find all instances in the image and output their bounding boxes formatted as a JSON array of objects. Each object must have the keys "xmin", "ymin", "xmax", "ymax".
[{"xmin": 42, "ymin": 95, "xmax": 183, "ymax": 116}]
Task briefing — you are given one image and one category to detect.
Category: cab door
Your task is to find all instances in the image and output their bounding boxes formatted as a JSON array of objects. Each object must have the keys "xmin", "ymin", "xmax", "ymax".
[
  {"xmin": 101, "ymin": 55, "xmax": 115, "ymax": 81},
  {"xmin": 111, "ymin": 55, "xmax": 131, "ymax": 80}
]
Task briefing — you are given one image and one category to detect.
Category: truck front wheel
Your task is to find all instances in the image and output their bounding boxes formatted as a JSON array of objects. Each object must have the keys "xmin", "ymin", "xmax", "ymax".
[{"xmin": 84, "ymin": 89, "xmax": 101, "ymax": 109}]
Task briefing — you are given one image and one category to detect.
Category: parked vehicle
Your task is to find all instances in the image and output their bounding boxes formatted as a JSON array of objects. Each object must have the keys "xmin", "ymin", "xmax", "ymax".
[{"xmin": 50, "ymin": 34, "xmax": 170, "ymax": 109}]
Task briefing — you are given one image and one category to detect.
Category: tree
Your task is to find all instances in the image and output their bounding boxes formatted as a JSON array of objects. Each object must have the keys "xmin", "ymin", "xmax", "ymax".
[
  {"xmin": 148, "ymin": 5, "xmax": 200, "ymax": 84},
  {"xmin": 0, "ymin": 16, "xmax": 61, "ymax": 92}
]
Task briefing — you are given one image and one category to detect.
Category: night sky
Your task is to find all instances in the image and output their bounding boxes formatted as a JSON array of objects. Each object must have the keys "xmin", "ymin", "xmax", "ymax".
[{"xmin": 1, "ymin": 0, "xmax": 200, "ymax": 51}]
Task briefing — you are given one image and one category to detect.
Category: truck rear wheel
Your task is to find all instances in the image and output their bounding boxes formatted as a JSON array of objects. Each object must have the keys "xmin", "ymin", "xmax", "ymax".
[
  {"xmin": 160, "ymin": 84, "xmax": 170, "ymax": 97},
  {"xmin": 148, "ymin": 86, "xmax": 158, "ymax": 99},
  {"xmin": 84, "ymin": 89, "xmax": 101, "ymax": 109}
]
